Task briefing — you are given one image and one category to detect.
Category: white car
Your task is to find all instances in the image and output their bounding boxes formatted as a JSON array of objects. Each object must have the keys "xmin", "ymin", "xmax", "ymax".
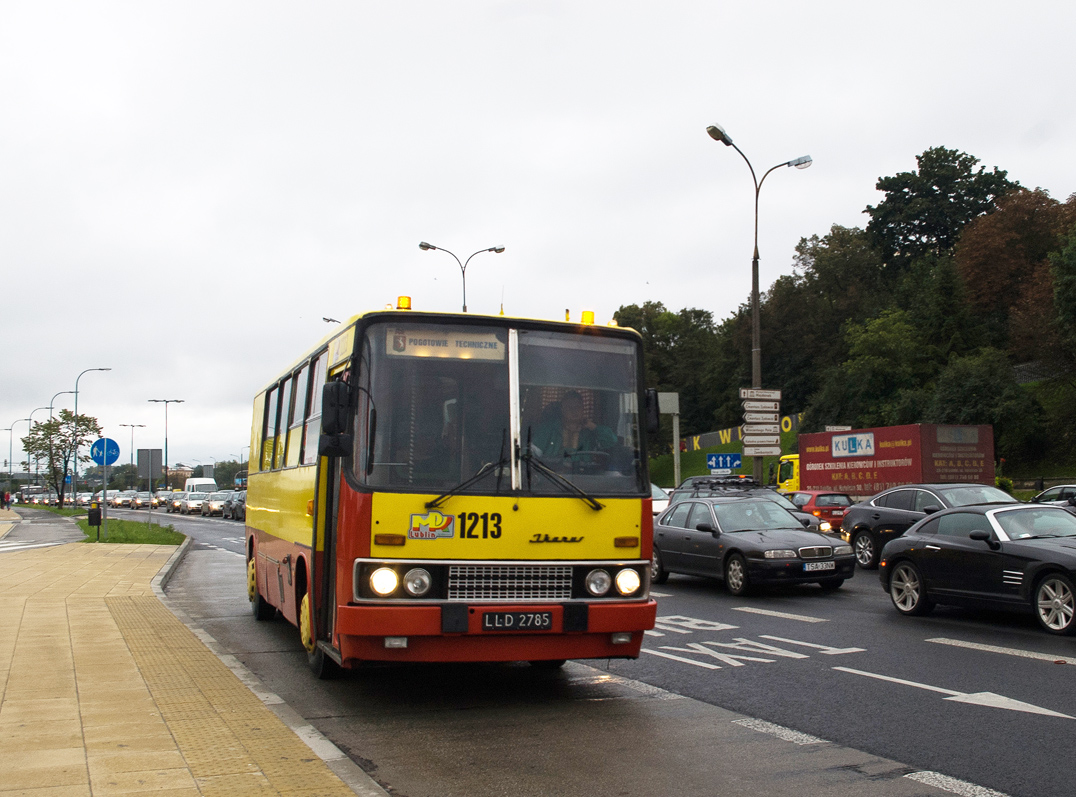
[{"xmin": 651, "ymin": 483, "xmax": 670, "ymax": 516}]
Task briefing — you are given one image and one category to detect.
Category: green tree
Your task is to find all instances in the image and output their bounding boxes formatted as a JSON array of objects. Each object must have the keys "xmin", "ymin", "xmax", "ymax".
[
  {"xmin": 924, "ymin": 348, "xmax": 1045, "ymax": 461},
  {"xmin": 20, "ymin": 410, "xmax": 102, "ymax": 506},
  {"xmin": 865, "ymin": 147, "xmax": 1018, "ymax": 273},
  {"xmin": 804, "ymin": 309, "xmax": 936, "ymax": 430}
]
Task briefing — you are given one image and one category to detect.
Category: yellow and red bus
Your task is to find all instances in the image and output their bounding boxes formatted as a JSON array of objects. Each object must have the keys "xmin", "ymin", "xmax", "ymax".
[{"xmin": 245, "ymin": 299, "xmax": 658, "ymax": 675}]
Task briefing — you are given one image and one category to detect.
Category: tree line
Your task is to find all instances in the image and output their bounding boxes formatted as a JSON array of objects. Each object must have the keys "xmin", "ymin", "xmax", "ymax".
[{"xmin": 617, "ymin": 146, "xmax": 1076, "ymax": 472}]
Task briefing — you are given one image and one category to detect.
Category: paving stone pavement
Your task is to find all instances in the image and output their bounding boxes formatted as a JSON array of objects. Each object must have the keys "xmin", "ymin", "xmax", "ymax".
[{"xmin": 0, "ymin": 509, "xmax": 382, "ymax": 797}]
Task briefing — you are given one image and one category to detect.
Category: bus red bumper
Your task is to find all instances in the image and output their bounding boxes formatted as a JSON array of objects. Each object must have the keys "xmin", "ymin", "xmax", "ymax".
[{"xmin": 333, "ymin": 599, "xmax": 657, "ymax": 663}]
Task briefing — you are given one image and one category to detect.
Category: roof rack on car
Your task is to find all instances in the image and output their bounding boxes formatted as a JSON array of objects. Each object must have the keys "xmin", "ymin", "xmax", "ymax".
[{"xmin": 685, "ymin": 475, "xmax": 763, "ymax": 496}]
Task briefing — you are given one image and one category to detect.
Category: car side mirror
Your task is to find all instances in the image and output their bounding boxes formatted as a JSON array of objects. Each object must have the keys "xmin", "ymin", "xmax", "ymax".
[
  {"xmin": 695, "ymin": 522, "xmax": 718, "ymax": 537},
  {"xmin": 1068, "ymin": 496, "xmax": 1076, "ymax": 507},
  {"xmin": 322, "ymin": 380, "xmax": 351, "ymax": 435},
  {"xmin": 645, "ymin": 388, "xmax": 660, "ymax": 434},
  {"xmin": 969, "ymin": 529, "xmax": 1000, "ymax": 550},
  {"xmin": 799, "ymin": 516, "xmax": 811, "ymax": 527},
  {"xmin": 922, "ymin": 505, "xmax": 941, "ymax": 515}
]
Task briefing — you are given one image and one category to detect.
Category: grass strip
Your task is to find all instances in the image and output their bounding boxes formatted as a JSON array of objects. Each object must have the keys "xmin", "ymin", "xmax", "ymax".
[{"xmin": 75, "ymin": 517, "xmax": 184, "ymax": 545}]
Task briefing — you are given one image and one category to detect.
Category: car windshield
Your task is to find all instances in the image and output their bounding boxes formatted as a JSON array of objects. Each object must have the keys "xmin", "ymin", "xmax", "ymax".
[
  {"xmin": 937, "ymin": 485, "xmax": 1018, "ymax": 506},
  {"xmin": 993, "ymin": 507, "xmax": 1076, "ymax": 539},
  {"xmin": 713, "ymin": 500, "xmax": 802, "ymax": 532},
  {"xmin": 189, "ymin": 493, "xmax": 207, "ymax": 499}
]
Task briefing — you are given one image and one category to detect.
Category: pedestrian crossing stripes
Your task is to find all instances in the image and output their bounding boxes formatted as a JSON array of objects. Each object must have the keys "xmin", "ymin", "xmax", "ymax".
[{"xmin": 0, "ymin": 539, "xmax": 66, "ymax": 554}]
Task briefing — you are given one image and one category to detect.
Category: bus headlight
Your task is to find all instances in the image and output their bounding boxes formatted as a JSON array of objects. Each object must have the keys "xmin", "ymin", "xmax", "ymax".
[
  {"xmin": 403, "ymin": 568, "xmax": 432, "ymax": 597},
  {"xmin": 370, "ymin": 567, "xmax": 399, "ymax": 596},
  {"xmin": 585, "ymin": 569, "xmax": 612, "ymax": 596},
  {"xmin": 615, "ymin": 568, "xmax": 641, "ymax": 596}
]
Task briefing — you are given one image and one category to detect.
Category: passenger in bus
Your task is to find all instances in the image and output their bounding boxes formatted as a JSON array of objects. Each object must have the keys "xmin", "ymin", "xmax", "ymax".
[{"xmin": 532, "ymin": 391, "xmax": 617, "ymax": 464}]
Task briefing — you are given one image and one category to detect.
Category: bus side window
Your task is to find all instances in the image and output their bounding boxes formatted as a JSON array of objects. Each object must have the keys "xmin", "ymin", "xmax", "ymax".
[
  {"xmin": 262, "ymin": 386, "xmax": 279, "ymax": 471},
  {"xmin": 285, "ymin": 364, "xmax": 310, "ymax": 468},
  {"xmin": 275, "ymin": 377, "xmax": 293, "ymax": 469},
  {"xmin": 301, "ymin": 352, "xmax": 328, "ymax": 466}
]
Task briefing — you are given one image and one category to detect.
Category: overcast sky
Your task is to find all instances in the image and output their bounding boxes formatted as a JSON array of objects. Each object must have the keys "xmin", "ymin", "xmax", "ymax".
[{"xmin": 3, "ymin": 1, "xmax": 1074, "ymax": 477}]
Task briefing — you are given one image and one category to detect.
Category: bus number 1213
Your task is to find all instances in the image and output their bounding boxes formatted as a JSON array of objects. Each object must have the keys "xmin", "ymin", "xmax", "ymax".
[{"xmin": 459, "ymin": 512, "xmax": 503, "ymax": 539}]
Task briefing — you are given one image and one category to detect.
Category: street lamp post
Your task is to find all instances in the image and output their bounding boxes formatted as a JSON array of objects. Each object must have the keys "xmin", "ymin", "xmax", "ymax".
[
  {"xmin": 28, "ymin": 407, "xmax": 49, "ymax": 487},
  {"xmin": 119, "ymin": 424, "xmax": 146, "ymax": 489},
  {"xmin": 72, "ymin": 368, "xmax": 112, "ymax": 502},
  {"xmin": 707, "ymin": 123, "xmax": 811, "ymax": 482},
  {"xmin": 8, "ymin": 419, "xmax": 32, "ymax": 499},
  {"xmin": 419, "ymin": 242, "xmax": 505, "ymax": 312},
  {"xmin": 148, "ymin": 400, "xmax": 184, "ymax": 489},
  {"xmin": 48, "ymin": 391, "xmax": 76, "ymax": 505}
]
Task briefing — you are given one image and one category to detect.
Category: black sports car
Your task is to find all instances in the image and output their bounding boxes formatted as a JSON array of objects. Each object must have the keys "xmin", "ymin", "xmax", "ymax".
[
  {"xmin": 652, "ymin": 496, "xmax": 856, "ymax": 594},
  {"xmin": 879, "ymin": 503, "xmax": 1076, "ymax": 635},
  {"xmin": 840, "ymin": 482, "xmax": 1017, "ymax": 569}
]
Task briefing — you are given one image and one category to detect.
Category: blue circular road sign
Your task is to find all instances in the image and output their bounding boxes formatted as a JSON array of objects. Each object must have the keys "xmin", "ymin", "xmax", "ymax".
[{"xmin": 90, "ymin": 437, "xmax": 121, "ymax": 467}]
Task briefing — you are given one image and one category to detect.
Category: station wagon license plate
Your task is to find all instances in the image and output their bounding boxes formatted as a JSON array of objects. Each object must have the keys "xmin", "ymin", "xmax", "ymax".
[
  {"xmin": 803, "ymin": 561, "xmax": 836, "ymax": 572},
  {"xmin": 481, "ymin": 611, "xmax": 553, "ymax": 631}
]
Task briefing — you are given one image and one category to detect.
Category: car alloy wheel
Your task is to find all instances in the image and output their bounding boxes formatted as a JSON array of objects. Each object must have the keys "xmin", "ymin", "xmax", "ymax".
[
  {"xmin": 853, "ymin": 531, "xmax": 877, "ymax": 569},
  {"xmin": 1035, "ymin": 574, "xmax": 1076, "ymax": 635},
  {"xmin": 651, "ymin": 547, "xmax": 668, "ymax": 584},
  {"xmin": 724, "ymin": 554, "xmax": 748, "ymax": 596},
  {"xmin": 889, "ymin": 561, "xmax": 932, "ymax": 615}
]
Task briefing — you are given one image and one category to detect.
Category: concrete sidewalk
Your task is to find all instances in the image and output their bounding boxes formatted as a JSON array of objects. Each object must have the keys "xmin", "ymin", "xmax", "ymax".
[{"xmin": 0, "ymin": 509, "xmax": 382, "ymax": 797}]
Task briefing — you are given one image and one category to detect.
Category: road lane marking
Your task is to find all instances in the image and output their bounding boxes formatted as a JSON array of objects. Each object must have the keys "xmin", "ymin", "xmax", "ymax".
[
  {"xmin": 759, "ymin": 635, "xmax": 865, "ymax": 654},
  {"xmin": 906, "ymin": 771, "xmax": 1011, "ymax": 797},
  {"xmin": 640, "ymin": 648, "xmax": 722, "ymax": 668},
  {"xmin": 834, "ymin": 666, "xmax": 1074, "ymax": 718},
  {"xmin": 0, "ymin": 540, "xmax": 66, "ymax": 553},
  {"xmin": 927, "ymin": 637, "xmax": 1076, "ymax": 665},
  {"xmin": 732, "ymin": 718, "xmax": 826, "ymax": 745},
  {"xmin": 733, "ymin": 607, "xmax": 827, "ymax": 623},
  {"xmin": 649, "ymin": 590, "xmax": 672, "ymax": 597}
]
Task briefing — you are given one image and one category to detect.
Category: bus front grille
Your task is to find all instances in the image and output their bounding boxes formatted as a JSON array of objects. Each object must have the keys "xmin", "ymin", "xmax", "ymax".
[{"xmin": 448, "ymin": 564, "xmax": 574, "ymax": 602}]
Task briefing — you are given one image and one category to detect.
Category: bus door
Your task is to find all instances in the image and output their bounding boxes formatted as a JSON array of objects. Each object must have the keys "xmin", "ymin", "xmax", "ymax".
[{"xmin": 312, "ymin": 452, "xmax": 340, "ymax": 649}]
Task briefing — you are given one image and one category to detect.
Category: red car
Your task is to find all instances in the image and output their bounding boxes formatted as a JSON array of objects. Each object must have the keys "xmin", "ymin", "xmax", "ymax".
[{"xmin": 785, "ymin": 490, "xmax": 853, "ymax": 534}]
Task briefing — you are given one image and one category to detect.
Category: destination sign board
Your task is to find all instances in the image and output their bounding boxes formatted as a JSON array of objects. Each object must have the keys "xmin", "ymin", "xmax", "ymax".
[
  {"xmin": 743, "ymin": 435, "xmax": 780, "ymax": 447},
  {"xmin": 742, "ymin": 400, "xmax": 780, "ymax": 412},
  {"xmin": 739, "ymin": 388, "xmax": 782, "ymax": 401},
  {"xmin": 742, "ymin": 424, "xmax": 780, "ymax": 435},
  {"xmin": 743, "ymin": 445, "xmax": 782, "ymax": 457},
  {"xmin": 743, "ymin": 412, "xmax": 780, "ymax": 424}
]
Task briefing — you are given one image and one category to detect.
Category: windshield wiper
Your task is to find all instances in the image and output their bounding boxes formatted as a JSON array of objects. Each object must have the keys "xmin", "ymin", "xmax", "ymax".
[
  {"xmin": 519, "ymin": 450, "xmax": 604, "ymax": 511},
  {"xmin": 425, "ymin": 430, "xmax": 510, "ymax": 510}
]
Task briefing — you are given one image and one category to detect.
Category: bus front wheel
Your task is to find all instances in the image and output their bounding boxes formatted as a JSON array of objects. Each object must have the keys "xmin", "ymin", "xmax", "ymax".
[{"xmin": 301, "ymin": 591, "xmax": 339, "ymax": 680}]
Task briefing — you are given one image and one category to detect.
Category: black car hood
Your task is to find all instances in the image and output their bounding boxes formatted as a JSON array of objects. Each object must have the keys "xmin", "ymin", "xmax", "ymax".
[{"xmin": 729, "ymin": 528, "xmax": 838, "ymax": 547}]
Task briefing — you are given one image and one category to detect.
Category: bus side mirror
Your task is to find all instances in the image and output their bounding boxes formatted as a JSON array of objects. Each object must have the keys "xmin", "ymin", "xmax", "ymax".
[
  {"xmin": 322, "ymin": 381, "xmax": 351, "ymax": 435},
  {"xmin": 645, "ymin": 388, "xmax": 660, "ymax": 434},
  {"xmin": 318, "ymin": 433, "xmax": 352, "ymax": 458}
]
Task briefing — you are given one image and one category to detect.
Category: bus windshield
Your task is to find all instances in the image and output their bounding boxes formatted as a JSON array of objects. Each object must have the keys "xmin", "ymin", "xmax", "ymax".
[{"xmin": 355, "ymin": 321, "xmax": 645, "ymax": 496}]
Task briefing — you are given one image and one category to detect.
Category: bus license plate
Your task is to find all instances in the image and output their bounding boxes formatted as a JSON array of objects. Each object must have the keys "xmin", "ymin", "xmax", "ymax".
[
  {"xmin": 481, "ymin": 611, "xmax": 553, "ymax": 632},
  {"xmin": 803, "ymin": 561, "xmax": 835, "ymax": 572}
]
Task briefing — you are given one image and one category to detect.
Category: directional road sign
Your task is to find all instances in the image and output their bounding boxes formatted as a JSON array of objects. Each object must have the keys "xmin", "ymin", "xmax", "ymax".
[
  {"xmin": 706, "ymin": 453, "xmax": 742, "ymax": 470},
  {"xmin": 739, "ymin": 388, "xmax": 782, "ymax": 401},
  {"xmin": 742, "ymin": 424, "xmax": 780, "ymax": 435},
  {"xmin": 90, "ymin": 437, "xmax": 120, "ymax": 467},
  {"xmin": 743, "ymin": 445, "xmax": 782, "ymax": 457},
  {"xmin": 743, "ymin": 412, "xmax": 780, "ymax": 424},
  {"xmin": 742, "ymin": 400, "xmax": 780, "ymax": 412},
  {"xmin": 743, "ymin": 435, "xmax": 780, "ymax": 447}
]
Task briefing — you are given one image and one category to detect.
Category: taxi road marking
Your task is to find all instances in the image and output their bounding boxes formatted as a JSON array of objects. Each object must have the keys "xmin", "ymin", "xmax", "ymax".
[
  {"xmin": 927, "ymin": 637, "xmax": 1076, "ymax": 665},
  {"xmin": 833, "ymin": 666, "xmax": 1074, "ymax": 718},
  {"xmin": 732, "ymin": 606, "xmax": 828, "ymax": 623}
]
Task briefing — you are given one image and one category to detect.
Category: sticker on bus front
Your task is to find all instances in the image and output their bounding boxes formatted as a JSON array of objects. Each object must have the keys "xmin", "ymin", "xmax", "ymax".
[{"xmin": 409, "ymin": 511, "xmax": 455, "ymax": 539}]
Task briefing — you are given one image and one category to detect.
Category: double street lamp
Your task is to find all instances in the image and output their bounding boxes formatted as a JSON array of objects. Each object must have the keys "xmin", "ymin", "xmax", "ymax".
[
  {"xmin": 707, "ymin": 123, "xmax": 811, "ymax": 482},
  {"xmin": 419, "ymin": 242, "xmax": 505, "ymax": 313},
  {"xmin": 148, "ymin": 399, "xmax": 184, "ymax": 489},
  {"xmin": 119, "ymin": 424, "xmax": 146, "ymax": 488},
  {"xmin": 73, "ymin": 368, "xmax": 111, "ymax": 500}
]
